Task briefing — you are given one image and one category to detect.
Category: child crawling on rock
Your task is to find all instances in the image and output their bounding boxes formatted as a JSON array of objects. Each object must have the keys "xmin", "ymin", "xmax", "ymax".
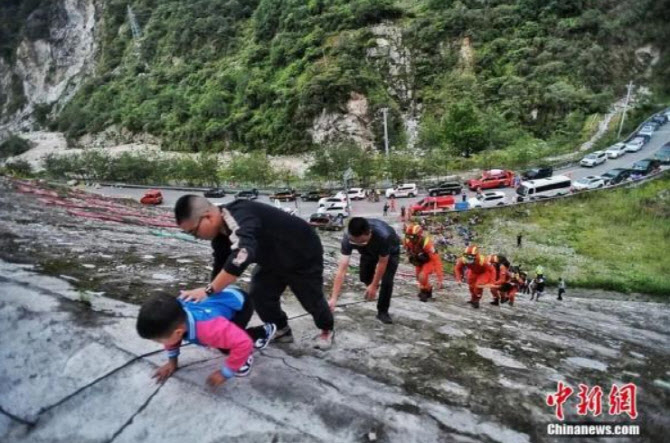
[{"xmin": 136, "ymin": 286, "xmax": 276, "ymax": 388}]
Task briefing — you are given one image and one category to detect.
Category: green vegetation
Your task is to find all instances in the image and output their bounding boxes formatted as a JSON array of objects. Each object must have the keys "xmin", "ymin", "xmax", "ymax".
[
  {"xmin": 2, "ymin": 0, "xmax": 664, "ymax": 157},
  {"xmin": 42, "ymin": 149, "xmax": 299, "ymax": 187},
  {"xmin": 472, "ymin": 174, "xmax": 670, "ymax": 295},
  {"xmin": 0, "ymin": 135, "xmax": 31, "ymax": 159}
]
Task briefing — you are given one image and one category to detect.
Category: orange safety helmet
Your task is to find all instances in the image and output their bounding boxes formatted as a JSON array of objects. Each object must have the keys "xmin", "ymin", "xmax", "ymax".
[
  {"xmin": 405, "ymin": 224, "xmax": 423, "ymax": 239},
  {"xmin": 463, "ymin": 245, "xmax": 480, "ymax": 264}
]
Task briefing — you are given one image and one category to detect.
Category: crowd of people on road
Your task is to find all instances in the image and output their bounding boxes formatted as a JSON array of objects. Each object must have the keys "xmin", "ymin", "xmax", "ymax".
[{"xmin": 135, "ymin": 196, "xmax": 565, "ymax": 388}]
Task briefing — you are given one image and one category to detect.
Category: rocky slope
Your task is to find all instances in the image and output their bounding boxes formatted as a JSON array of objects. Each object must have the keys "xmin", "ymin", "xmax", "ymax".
[{"xmin": 1, "ymin": 178, "xmax": 668, "ymax": 442}]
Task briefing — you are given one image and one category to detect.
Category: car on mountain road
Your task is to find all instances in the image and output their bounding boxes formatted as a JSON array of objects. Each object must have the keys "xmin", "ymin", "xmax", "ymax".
[
  {"xmin": 468, "ymin": 191, "xmax": 508, "ymax": 208},
  {"xmin": 466, "ymin": 169, "xmax": 515, "ymax": 191},
  {"xmin": 521, "ymin": 166, "xmax": 553, "ymax": 180},
  {"xmin": 572, "ymin": 176, "xmax": 605, "ymax": 191},
  {"xmin": 427, "ymin": 181, "xmax": 462, "ymax": 196},
  {"xmin": 580, "ymin": 151, "xmax": 607, "ymax": 167},
  {"xmin": 600, "ymin": 168, "xmax": 632, "ymax": 186},
  {"xmin": 624, "ymin": 137, "xmax": 646, "ymax": 153},
  {"xmin": 605, "ymin": 143, "xmax": 627, "ymax": 159}
]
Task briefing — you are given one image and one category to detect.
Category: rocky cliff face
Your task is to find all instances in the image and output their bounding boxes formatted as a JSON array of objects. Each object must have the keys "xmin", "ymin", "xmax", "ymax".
[{"xmin": 0, "ymin": 0, "xmax": 98, "ymax": 138}]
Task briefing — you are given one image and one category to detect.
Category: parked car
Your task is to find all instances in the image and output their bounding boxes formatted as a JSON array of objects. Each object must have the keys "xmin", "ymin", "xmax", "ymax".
[
  {"xmin": 600, "ymin": 168, "xmax": 632, "ymax": 186},
  {"xmin": 521, "ymin": 166, "xmax": 553, "ymax": 180},
  {"xmin": 580, "ymin": 151, "xmax": 607, "ymax": 167},
  {"xmin": 235, "ymin": 189, "xmax": 259, "ymax": 200},
  {"xmin": 318, "ymin": 195, "xmax": 346, "ymax": 207},
  {"xmin": 317, "ymin": 200, "xmax": 350, "ymax": 218},
  {"xmin": 270, "ymin": 188, "xmax": 297, "ymax": 201},
  {"xmin": 572, "ymin": 176, "xmax": 605, "ymax": 191},
  {"xmin": 638, "ymin": 125, "xmax": 655, "ymax": 137},
  {"xmin": 428, "ymin": 181, "xmax": 462, "ymax": 196},
  {"xmin": 605, "ymin": 142, "xmax": 627, "ymax": 159},
  {"xmin": 651, "ymin": 113, "xmax": 667, "ymax": 125},
  {"xmin": 624, "ymin": 137, "xmax": 646, "ymax": 153},
  {"xmin": 468, "ymin": 191, "xmax": 507, "ymax": 208},
  {"xmin": 140, "ymin": 189, "xmax": 163, "ymax": 205},
  {"xmin": 653, "ymin": 143, "xmax": 670, "ymax": 164},
  {"xmin": 301, "ymin": 189, "xmax": 330, "ymax": 201},
  {"xmin": 203, "ymin": 187, "xmax": 226, "ymax": 198},
  {"xmin": 347, "ymin": 188, "xmax": 367, "ymax": 200},
  {"xmin": 409, "ymin": 196, "xmax": 455, "ymax": 215},
  {"xmin": 466, "ymin": 169, "xmax": 515, "ymax": 191},
  {"xmin": 308, "ymin": 213, "xmax": 344, "ymax": 231},
  {"xmin": 631, "ymin": 158, "xmax": 661, "ymax": 176},
  {"xmin": 385, "ymin": 183, "xmax": 418, "ymax": 198}
]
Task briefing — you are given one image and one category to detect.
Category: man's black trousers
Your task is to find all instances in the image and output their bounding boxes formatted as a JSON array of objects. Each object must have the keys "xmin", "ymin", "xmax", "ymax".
[
  {"xmin": 248, "ymin": 264, "xmax": 334, "ymax": 332},
  {"xmin": 359, "ymin": 254, "xmax": 399, "ymax": 314}
]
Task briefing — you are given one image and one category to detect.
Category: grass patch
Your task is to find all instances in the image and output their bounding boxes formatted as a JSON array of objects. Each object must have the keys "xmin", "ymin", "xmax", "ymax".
[{"xmin": 473, "ymin": 174, "xmax": 670, "ymax": 295}]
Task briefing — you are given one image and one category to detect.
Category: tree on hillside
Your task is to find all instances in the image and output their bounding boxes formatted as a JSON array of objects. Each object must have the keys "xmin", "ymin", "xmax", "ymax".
[{"xmin": 442, "ymin": 99, "xmax": 487, "ymax": 157}]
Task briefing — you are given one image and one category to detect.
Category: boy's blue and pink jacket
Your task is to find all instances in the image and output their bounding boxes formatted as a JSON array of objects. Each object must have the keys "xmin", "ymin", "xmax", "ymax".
[{"xmin": 164, "ymin": 287, "xmax": 252, "ymax": 378}]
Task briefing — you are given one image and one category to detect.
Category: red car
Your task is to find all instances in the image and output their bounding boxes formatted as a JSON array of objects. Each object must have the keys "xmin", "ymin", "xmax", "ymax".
[
  {"xmin": 140, "ymin": 189, "xmax": 163, "ymax": 205},
  {"xmin": 409, "ymin": 196, "xmax": 455, "ymax": 216},
  {"xmin": 467, "ymin": 169, "xmax": 515, "ymax": 191}
]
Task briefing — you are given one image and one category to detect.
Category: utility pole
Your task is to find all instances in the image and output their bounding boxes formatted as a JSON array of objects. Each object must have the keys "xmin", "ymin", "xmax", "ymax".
[
  {"xmin": 617, "ymin": 81, "xmax": 634, "ymax": 139},
  {"xmin": 381, "ymin": 107, "xmax": 389, "ymax": 156}
]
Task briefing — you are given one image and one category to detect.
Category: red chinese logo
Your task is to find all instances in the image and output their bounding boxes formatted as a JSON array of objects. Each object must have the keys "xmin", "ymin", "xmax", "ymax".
[
  {"xmin": 609, "ymin": 383, "xmax": 638, "ymax": 419},
  {"xmin": 547, "ymin": 382, "xmax": 637, "ymax": 420},
  {"xmin": 546, "ymin": 381, "xmax": 574, "ymax": 421},
  {"xmin": 577, "ymin": 384, "xmax": 603, "ymax": 416}
]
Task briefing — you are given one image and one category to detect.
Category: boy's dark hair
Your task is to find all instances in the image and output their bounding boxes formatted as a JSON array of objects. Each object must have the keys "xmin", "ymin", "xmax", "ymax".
[
  {"xmin": 136, "ymin": 294, "xmax": 186, "ymax": 339},
  {"xmin": 348, "ymin": 217, "xmax": 370, "ymax": 236}
]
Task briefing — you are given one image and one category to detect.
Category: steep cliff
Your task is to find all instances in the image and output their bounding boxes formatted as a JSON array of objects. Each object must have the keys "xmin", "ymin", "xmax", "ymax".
[{"xmin": 0, "ymin": 0, "xmax": 99, "ymax": 137}]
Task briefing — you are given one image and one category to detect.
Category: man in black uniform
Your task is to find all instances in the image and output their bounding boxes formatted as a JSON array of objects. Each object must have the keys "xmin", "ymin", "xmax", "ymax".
[
  {"xmin": 175, "ymin": 195, "xmax": 335, "ymax": 349},
  {"xmin": 329, "ymin": 217, "xmax": 400, "ymax": 324}
]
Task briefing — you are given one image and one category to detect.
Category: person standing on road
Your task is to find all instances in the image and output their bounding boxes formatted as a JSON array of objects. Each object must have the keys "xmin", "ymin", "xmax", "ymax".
[
  {"xmin": 383, "ymin": 202, "xmax": 389, "ymax": 216},
  {"xmin": 174, "ymin": 195, "xmax": 335, "ymax": 349},
  {"xmin": 329, "ymin": 217, "xmax": 400, "ymax": 324}
]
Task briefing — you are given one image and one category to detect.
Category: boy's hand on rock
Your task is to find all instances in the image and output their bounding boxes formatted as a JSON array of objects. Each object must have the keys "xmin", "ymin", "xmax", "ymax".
[
  {"xmin": 179, "ymin": 287, "xmax": 207, "ymax": 302},
  {"xmin": 206, "ymin": 370, "xmax": 227, "ymax": 388},
  {"xmin": 153, "ymin": 361, "xmax": 177, "ymax": 384}
]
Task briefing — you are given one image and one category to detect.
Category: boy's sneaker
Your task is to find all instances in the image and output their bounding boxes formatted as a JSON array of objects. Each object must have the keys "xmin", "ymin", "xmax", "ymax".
[
  {"xmin": 254, "ymin": 323, "xmax": 277, "ymax": 350},
  {"xmin": 236, "ymin": 355, "xmax": 254, "ymax": 377},
  {"xmin": 490, "ymin": 299, "xmax": 500, "ymax": 306},
  {"xmin": 273, "ymin": 326, "xmax": 294, "ymax": 344},
  {"xmin": 313, "ymin": 330, "xmax": 334, "ymax": 350}
]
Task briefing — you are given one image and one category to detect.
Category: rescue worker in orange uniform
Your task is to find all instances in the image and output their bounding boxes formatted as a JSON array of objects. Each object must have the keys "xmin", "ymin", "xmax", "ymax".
[
  {"xmin": 403, "ymin": 224, "xmax": 444, "ymax": 302},
  {"xmin": 496, "ymin": 266, "xmax": 525, "ymax": 307},
  {"xmin": 487, "ymin": 254, "xmax": 511, "ymax": 305},
  {"xmin": 491, "ymin": 266, "xmax": 526, "ymax": 306},
  {"xmin": 453, "ymin": 245, "xmax": 495, "ymax": 308}
]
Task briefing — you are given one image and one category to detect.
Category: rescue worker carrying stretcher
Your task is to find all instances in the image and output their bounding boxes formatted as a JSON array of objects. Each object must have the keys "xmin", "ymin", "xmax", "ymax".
[
  {"xmin": 403, "ymin": 224, "xmax": 444, "ymax": 302},
  {"xmin": 453, "ymin": 245, "xmax": 495, "ymax": 308}
]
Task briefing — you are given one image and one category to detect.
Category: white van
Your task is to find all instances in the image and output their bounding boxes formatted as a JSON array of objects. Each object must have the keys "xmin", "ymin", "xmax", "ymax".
[{"xmin": 516, "ymin": 175, "xmax": 572, "ymax": 202}]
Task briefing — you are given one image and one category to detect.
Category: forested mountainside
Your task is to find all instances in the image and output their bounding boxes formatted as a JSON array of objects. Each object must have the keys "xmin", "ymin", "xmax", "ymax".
[{"xmin": 1, "ymin": 0, "xmax": 668, "ymax": 155}]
